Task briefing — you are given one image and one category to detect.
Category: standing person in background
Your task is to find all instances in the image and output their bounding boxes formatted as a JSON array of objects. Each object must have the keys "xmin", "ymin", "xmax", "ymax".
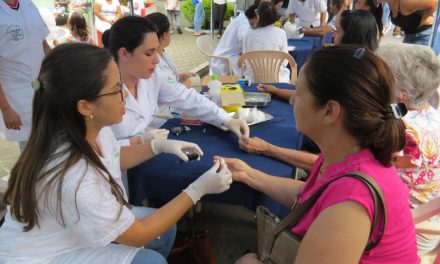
[
  {"xmin": 166, "ymin": 0, "xmax": 182, "ymax": 34},
  {"xmin": 381, "ymin": 0, "xmax": 437, "ymax": 45},
  {"xmin": 287, "ymin": 0, "xmax": 327, "ymax": 28},
  {"xmin": 193, "ymin": 0, "xmax": 205, "ymax": 36},
  {"xmin": 94, "ymin": 0, "xmax": 122, "ymax": 47},
  {"xmin": 0, "ymin": 0, "xmax": 50, "ymax": 152},
  {"xmin": 213, "ymin": 0, "xmax": 227, "ymax": 38},
  {"xmin": 355, "ymin": 0, "xmax": 384, "ymax": 38},
  {"xmin": 210, "ymin": 3, "xmax": 259, "ymax": 76},
  {"xmin": 303, "ymin": 0, "xmax": 344, "ymax": 36},
  {"xmin": 131, "ymin": 0, "xmax": 144, "ymax": 16}
]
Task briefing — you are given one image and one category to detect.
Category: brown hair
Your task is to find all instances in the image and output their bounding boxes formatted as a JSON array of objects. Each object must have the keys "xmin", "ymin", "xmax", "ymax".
[
  {"xmin": 69, "ymin": 12, "xmax": 89, "ymax": 41},
  {"xmin": 304, "ymin": 45, "xmax": 406, "ymax": 166}
]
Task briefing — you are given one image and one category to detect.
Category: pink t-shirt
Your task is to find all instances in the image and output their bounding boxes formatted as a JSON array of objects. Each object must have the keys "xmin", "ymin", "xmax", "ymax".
[{"xmin": 291, "ymin": 149, "xmax": 419, "ymax": 263}]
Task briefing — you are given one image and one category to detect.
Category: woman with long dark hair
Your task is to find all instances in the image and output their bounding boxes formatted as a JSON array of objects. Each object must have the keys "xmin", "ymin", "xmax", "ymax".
[{"xmin": 0, "ymin": 43, "xmax": 232, "ymax": 263}]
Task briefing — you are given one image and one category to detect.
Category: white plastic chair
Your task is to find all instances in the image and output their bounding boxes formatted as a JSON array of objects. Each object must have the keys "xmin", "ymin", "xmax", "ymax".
[{"xmin": 196, "ymin": 35, "xmax": 233, "ymax": 75}]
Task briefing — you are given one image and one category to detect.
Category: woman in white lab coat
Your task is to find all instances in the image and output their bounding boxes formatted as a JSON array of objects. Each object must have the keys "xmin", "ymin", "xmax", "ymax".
[
  {"xmin": 0, "ymin": 43, "xmax": 233, "ymax": 263},
  {"xmin": 147, "ymin": 12, "xmax": 197, "ymax": 85},
  {"xmin": 242, "ymin": 1, "xmax": 290, "ymax": 83},
  {"xmin": 210, "ymin": 3, "xmax": 259, "ymax": 76},
  {"xmin": 0, "ymin": 0, "xmax": 50, "ymax": 150},
  {"xmin": 104, "ymin": 16, "xmax": 249, "ymax": 145}
]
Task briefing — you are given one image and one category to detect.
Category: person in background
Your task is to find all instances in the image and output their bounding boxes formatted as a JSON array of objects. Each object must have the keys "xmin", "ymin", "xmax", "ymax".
[
  {"xmin": 213, "ymin": 0, "xmax": 227, "ymax": 38},
  {"xmin": 193, "ymin": 0, "xmax": 205, "ymax": 36},
  {"xmin": 94, "ymin": 0, "xmax": 122, "ymax": 47},
  {"xmin": 287, "ymin": 0, "xmax": 327, "ymax": 28},
  {"xmin": 103, "ymin": 16, "xmax": 249, "ymax": 145},
  {"xmin": 220, "ymin": 45, "xmax": 419, "ymax": 263},
  {"xmin": 0, "ymin": 43, "xmax": 233, "ymax": 263},
  {"xmin": 377, "ymin": 43, "xmax": 440, "ymax": 257},
  {"xmin": 166, "ymin": 0, "xmax": 182, "ymax": 34},
  {"xmin": 131, "ymin": 0, "xmax": 144, "ymax": 16},
  {"xmin": 147, "ymin": 12, "xmax": 197, "ymax": 84},
  {"xmin": 65, "ymin": 12, "xmax": 95, "ymax": 44},
  {"xmin": 0, "ymin": 0, "xmax": 51, "ymax": 152},
  {"xmin": 303, "ymin": 0, "xmax": 344, "ymax": 36},
  {"xmin": 355, "ymin": 0, "xmax": 384, "ymax": 38},
  {"xmin": 210, "ymin": 3, "xmax": 259, "ymax": 76},
  {"xmin": 334, "ymin": 9, "xmax": 379, "ymax": 50},
  {"xmin": 242, "ymin": 1, "xmax": 290, "ymax": 83},
  {"xmin": 381, "ymin": 0, "xmax": 437, "ymax": 45}
]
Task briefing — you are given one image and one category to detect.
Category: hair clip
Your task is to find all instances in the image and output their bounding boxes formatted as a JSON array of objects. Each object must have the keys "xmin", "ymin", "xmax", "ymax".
[
  {"xmin": 389, "ymin": 103, "xmax": 408, "ymax": 119},
  {"xmin": 31, "ymin": 79, "xmax": 41, "ymax": 91},
  {"xmin": 353, "ymin": 48, "xmax": 365, "ymax": 59}
]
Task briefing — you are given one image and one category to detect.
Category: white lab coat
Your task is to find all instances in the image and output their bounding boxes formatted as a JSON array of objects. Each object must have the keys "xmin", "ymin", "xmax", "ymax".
[
  {"xmin": 287, "ymin": 0, "xmax": 327, "ymax": 28},
  {"xmin": 242, "ymin": 25, "xmax": 290, "ymax": 83},
  {"xmin": 210, "ymin": 12, "xmax": 251, "ymax": 76},
  {"xmin": 0, "ymin": 127, "xmax": 139, "ymax": 264},
  {"xmin": 111, "ymin": 68, "xmax": 228, "ymax": 144},
  {"xmin": 0, "ymin": 0, "xmax": 49, "ymax": 141}
]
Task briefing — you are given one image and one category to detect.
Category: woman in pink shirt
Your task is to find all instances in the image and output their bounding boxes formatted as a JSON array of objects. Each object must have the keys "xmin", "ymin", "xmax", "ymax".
[{"xmin": 220, "ymin": 45, "xmax": 419, "ymax": 263}]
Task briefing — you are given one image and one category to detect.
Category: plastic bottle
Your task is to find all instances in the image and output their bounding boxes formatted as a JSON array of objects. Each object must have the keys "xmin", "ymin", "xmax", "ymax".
[{"xmin": 207, "ymin": 74, "xmax": 222, "ymax": 105}]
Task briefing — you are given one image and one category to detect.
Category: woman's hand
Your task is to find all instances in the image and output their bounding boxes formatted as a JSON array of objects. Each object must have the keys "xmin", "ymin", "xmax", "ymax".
[
  {"xmin": 179, "ymin": 72, "xmax": 197, "ymax": 83},
  {"xmin": 214, "ymin": 156, "xmax": 254, "ymax": 183},
  {"xmin": 257, "ymin": 84, "xmax": 279, "ymax": 94},
  {"xmin": 239, "ymin": 136, "xmax": 270, "ymax": 155},
  {"xmin": 235, "ymin": 253, "xmax": 262, "ymax": 264},
  {"xmin": 1, "ymin": 107, "xmax": 22, "ymax": 130}
]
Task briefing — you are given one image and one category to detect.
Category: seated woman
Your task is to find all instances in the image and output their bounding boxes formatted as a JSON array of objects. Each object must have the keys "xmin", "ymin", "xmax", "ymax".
[
  {"xmin": 146, "ymin": 12, "xmax": 197, "ymax": 85},
  {"xmin": 258, "ymin": 8, "xmax": 379, "ymax": 102},
  {"xmin": 0, "ymin": 43, "xmax": 233, "ymax": 263},
  {"xmin": 242, "ymin": 1, "xmax": 290, "ymax": 83},
  {"xmin": 210, "ymin": 3, "xmax": 259, "ymax": 76},
  {"xmin": 334, "ymin": 9, "xmax": 380, "ymax": 50},
  {"xmin": 220, "ymin": 45, "xmax": 419, "ymax": 263},
  {"xmin": 377, "ymin": 43, "xmax": 440, "ymax": 256},
  {"xmin": 103, "ymin": 16, "xmax": 249, "ymax": 144}
]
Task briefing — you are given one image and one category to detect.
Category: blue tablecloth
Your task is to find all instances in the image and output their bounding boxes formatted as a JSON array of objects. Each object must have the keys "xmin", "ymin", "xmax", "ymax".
[
  {"xmin": 128, "ymin": 83, "xmax": 300, "ymax": 217},
  {"xmin": 288, "ymin": 34, "xmax": 332, "ymax": 72}
]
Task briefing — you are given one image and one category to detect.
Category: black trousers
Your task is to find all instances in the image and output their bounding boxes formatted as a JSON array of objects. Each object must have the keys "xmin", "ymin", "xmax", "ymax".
[{"xmin": 213, "ymin": 3, "xmax": 227, "ymax": 35}]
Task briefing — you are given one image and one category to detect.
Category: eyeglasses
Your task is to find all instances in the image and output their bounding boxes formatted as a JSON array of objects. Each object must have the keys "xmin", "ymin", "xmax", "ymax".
[{"xmin": 95, "ymin": 82, "xmax": 124, "ymax": 101}]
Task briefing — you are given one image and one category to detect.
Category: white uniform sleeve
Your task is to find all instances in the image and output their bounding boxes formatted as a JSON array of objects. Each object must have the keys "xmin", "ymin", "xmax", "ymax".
[
  {"xmin": 31, "ymin": 1, "xmax": 50, "ymax": 40},
  {"xmin": 287, "ymin": 0, "xmax": 297, "ymax": 15},
  {"xmin": 157, "ymin": 76, "xmax": 229, "ymax": 127},
  {"xmin": 237, "ymin": 16, "xmax": 250, "ymax": 45},
  {"xmin": 316, "ymin": 0, "xmax": 327, "ymax": 13},
  {"xmin": 62, "ymin": 162, "xmax": 134, "ymax": 248}
]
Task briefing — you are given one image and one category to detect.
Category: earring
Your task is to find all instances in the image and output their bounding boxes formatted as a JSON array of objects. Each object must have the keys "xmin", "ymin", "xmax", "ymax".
[{"xmin": 86, "ymin": 114, "xmax": 94, "ymax": 120}]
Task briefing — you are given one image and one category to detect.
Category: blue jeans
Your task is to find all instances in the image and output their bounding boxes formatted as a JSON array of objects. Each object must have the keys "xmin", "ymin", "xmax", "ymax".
[
  {"xmin": 130, "ymin": 207, "xmax": 177, "ymax": 263},
  {"xmin": 194, "ymin": 2, "xmax": 205, "ymax": 32},
  {"xmin": 403, "ymin": 27, "xmax": 433, "ymax": 46}
]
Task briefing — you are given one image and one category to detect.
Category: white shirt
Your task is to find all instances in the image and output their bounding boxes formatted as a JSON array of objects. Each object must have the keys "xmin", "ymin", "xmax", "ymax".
[
  {"xmin": 211, "ymin": 12, "xmax": 250, "ymax": 76},
  {"xmin": 214, "ymin": 0, "xmax": 227, "ymax": 5},
  {"xmin": 242, "ymin": 25, "xmax": 290, "ymax": 83},
  {"xmin": 166, "ymin": 0, "xmax": 180, "ymax": 10},
  {"xmin": 111, "ymin": 68, "xmax": 229, "ymax": 143},
  {"xmin": 0, "ymin": 0, "xmax": 49, "ymax": 141},
  {"xmin": 132, "ymin": 0, "xmax": 144, "ymax": 15},
  {"xmin": 0, "ymin": 127, "xmax": 138, "ymax": 264},
  {"xmin": 94, "ymin": 0, "xmax": 120, "ymax": 32},
  {"xmin": 287, "ymin": 0, "xmax": 327, "ymax": 28}
]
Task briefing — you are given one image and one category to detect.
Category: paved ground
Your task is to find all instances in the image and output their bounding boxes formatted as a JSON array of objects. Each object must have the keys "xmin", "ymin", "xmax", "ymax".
[{"xmin": 0, "ymin": 10, "xmax": 410, "ymax": 263}]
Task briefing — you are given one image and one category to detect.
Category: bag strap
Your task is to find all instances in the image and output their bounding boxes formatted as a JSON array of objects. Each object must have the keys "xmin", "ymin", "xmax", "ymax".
[{"xmin": 272, "ymin": 171, "xmax": 387, "ymax": 251}]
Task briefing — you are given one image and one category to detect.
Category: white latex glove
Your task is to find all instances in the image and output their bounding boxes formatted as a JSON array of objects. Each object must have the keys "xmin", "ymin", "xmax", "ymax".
[
  {"xmin": 150, "ymin": 139, "xmax": 203, "ymax": 161},
  {"xmin": 223, "ymin": 118, "xmax": 250, "ymax": 138},
  {"xmin": 183, "ymin": 159, "xmax": 233, "ymax": 204},
  {"xmin": 141, "ymin": 128, "xmax": 169, "ymax": 144}
]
